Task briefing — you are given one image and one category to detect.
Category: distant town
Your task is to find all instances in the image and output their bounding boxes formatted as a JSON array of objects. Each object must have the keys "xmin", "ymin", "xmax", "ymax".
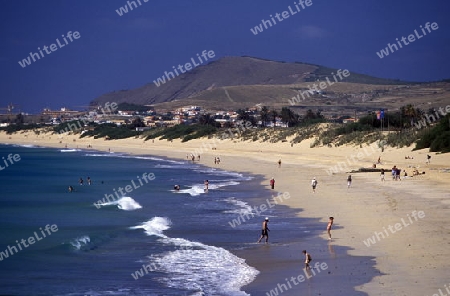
[{"xmin": 0, "ymin": 102, "xmax": 360, "ymax": 130}]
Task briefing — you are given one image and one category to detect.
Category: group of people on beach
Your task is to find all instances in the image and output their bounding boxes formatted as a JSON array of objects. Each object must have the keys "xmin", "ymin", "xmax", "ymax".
[
  {"xmin": 186, "ymin": 154, "xmax": 201, "ymax": 162},
  {"xmin": 257, "ymin": 215, "xmax": 334, "ymax": 269},
  {"xmin": 262, "ymin": 159, "xmax": 342, "ymax": 269},
  {"xmin": 310, "ymin": 176, "xmax": 351, "ymax": 193},
  {"xmin": 391, "ymin": 165, "xmax": 408, "ymax": 181}
]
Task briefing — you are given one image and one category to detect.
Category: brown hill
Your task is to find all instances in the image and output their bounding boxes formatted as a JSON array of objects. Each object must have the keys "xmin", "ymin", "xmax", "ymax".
[
  {"xmin": 92, "ymin": 57, "xmax": 318, "ymax": 106},
  {"xmin": 90, "ymin": 56, "xmax": 450, "ymax": 114}
]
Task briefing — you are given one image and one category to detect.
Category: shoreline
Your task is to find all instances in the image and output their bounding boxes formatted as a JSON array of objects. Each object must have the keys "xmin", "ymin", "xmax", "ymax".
[{"xmin": 1, "ymin": 130, "xmax": 450, "ymax": 295}]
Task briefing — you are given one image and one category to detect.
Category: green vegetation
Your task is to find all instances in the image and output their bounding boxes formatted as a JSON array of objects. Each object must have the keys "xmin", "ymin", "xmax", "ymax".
[
  {"xmin": 53, "ymin": 120, "xmax": 86, "ymax": 134},
  {"xmin": 144, "ymin": 124, "xmax": 217, "ymax": 142},
  {"xmin": 0, "ymin": 123, "xmax": 41, "ymax": 134},
  {"xmin": 80, "ymin": 123, "xmax": 141, "ymax": 140},
  {"xmin": 2, "ymin": 103, "xmax": 447, "ymax": 153},
  {"xmin": 414, "ymin": 114, "xmax": 450, "ymax": 153}
]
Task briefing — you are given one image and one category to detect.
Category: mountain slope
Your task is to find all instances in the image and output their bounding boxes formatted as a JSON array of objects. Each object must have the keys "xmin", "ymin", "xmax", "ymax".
[{"xmin": 90, "ymin": 56, "xmax": 407, "ymax": 109}]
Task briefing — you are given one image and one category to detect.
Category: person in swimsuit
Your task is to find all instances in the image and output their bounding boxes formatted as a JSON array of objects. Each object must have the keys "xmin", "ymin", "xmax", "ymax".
[
  {"xmin": 347, "ymin": 175, "xmax": 352, "ymax": 188},
  {"xmin": 257, "ymin": 217, "xmax": 270, "ymax": 243},
  {"xmin": 302, "ymin": 250, "xmax": 312, "ymax": 269},
  {"xmin": 311, "ymin": 177, "xmax": 318, "ymax": 193},
  {"xmin": 79, "ymin": 178, "xmax": 84, "ymax": 186},
  {"xmin": 327, "ymin": 217, "xmax": 334, "ymax": 240},
  {"xmin": 204, "ymin": 180, "xmax": 209, "ymax": 192}
]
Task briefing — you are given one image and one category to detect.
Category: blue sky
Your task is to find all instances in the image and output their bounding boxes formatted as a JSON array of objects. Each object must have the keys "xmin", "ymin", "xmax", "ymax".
[{"xmin": 1, "ymin": 0, "xmax": 449, "ymax": 113}]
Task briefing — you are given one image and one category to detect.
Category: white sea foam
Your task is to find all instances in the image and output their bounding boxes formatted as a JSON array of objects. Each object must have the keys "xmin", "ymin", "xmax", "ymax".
[
  {"xmin": 130, "ymin": 216, "xmax": 171, "ymax": 238},
  {"xmin": 70, "ymin": 235, "xmax": 91, "ymax": 250},
  {"xmin": 8, "ymin": 144, "xmax": 42, "ymax": 148},
  {"xmin": 131, "ymin": 217, "xmax": 258, "ymax": 296},
  {"xmin": 178, "ymin": 181, "xmax": 240, "ymax": 197},
  {"xmin": 84, "ymin": 153, "xmax": 125, "ymax": 157},
  {"xmin": 195, "ymin": 168, "xmax": 252, "ymax": 181},
  {"xmin": 96, "ymin": 196, "xmax": 142, "ymax": 211},
  {"xmin": 177, "ymin": 185, "xmax": 206, "ymax": 196},
  {"xmin": 155, "ymin": 164, "xmax": 186, "ymax": 169},
  {"xmin": 223, "ymin": 197, "xmax": 253, "ymax": 215},
  {"xmin": 60, "ymin": 149, "xmax": 81, "ymax": 152}
]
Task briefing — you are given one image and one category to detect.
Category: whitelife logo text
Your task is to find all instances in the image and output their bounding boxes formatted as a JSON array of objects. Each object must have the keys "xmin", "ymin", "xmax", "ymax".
[{"xmin": 18, "ymin": 31, "xmax": 81, "ymax": 68}]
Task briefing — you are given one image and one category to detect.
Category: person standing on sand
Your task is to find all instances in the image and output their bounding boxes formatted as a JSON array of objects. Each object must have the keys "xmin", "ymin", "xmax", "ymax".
[
  {"xmin": 311, "ymin": 177, "xmax": 318, "ymax": 193},
  {"xmin": 347, "ymin": 175, "xmax": 352, "ymax": 188},
  {"xmin": 380, "ymin": 169, "xmax": 385, "ymax": 182},
  {"xmin": 270, "ymin": 178, "xmax": 275, "ymax": 189},
  {"xmin": 257, "ymin": 217, "xmax": 270, "ymax": 243},
  {"xmin": 302, "ymin": 250, "xmax": 312, "ymax": 269},
  {"xmin": 327, "ymin": 217, "xmax": 334, "ymax": 240},
  {"xmin": 278, "ymin": 159, "xmax": 281, "ymax": 168}
]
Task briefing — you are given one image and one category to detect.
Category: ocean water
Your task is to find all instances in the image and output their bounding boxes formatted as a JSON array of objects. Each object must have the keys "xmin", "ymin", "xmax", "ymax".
[{"xmin": 0, "ymin": 144, "xmax": 311, "ymax": 296}]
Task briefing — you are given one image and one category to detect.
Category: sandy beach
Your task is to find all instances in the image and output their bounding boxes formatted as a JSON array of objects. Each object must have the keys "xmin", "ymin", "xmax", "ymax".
[{"xmin": 2, "ymin": 129, "xmax": 450, "ymax": 295}]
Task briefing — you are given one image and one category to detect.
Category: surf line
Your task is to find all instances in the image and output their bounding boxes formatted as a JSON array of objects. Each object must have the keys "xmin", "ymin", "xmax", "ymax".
[{"xmin": 93, "ymin": 172, "xmax": 155, "ymax": 209}]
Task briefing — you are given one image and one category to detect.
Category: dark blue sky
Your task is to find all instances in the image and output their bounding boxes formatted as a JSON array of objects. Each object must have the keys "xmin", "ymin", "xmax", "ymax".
[{"xmin": 1, "ymin": 0, "xmax": 449, "ymax": 113}]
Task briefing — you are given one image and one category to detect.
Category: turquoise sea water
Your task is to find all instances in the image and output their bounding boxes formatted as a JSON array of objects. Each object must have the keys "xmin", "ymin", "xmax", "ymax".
[{"xmin": 0, "ymin": 144, "xmax": 312, "ymax": 295}]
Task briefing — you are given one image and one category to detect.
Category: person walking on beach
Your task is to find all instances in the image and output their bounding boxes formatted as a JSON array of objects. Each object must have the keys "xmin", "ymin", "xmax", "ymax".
[
  {"xmin": 270, "ymin": 178, "xmax": 275, "ymax": 189},
  {"xmin": 392, "ymin": 166, "xmax": 397, "ymax": 180},
  {"xmin": 302, "ymin": 250, "xmax": 312, "ymax": 269},
  {"xmin": 327, "ymin": 217, "xmax": 334, "ymax": 240},
  {"xmin": 347, "ymin": 175, "xmax": 352, "ymax": 188},
  {"xmin": 278, "ymin": 159, "xmax": 281, "ymax": 168},
  {"xmin": 380, "ymin": 169, "xmax": 385, "ymax": 182},
  {"xmin": 426, "ymin": 154, "xmax": 431, "ymax": 164},
  {"xmin": 311, "ymin": 177, "xmax": 318, "ymax": 193},
  {"xmin": 257, "ymin": 217, "xmax": 270, "ymax": 244}
]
